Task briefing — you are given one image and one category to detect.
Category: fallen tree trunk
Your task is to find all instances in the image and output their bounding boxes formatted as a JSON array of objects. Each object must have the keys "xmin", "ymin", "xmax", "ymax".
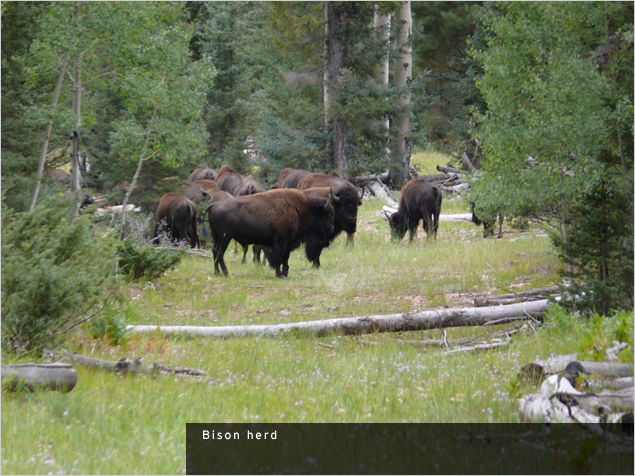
[
  {"xmin": 1, "ymin": 363, "xmax": 77, "ymax": 392},
  {"xmin": 128, "ymin": 299, "xmax": 551, "ymax": 339},
  {"xmin": 475, "ymin": 287, "xmax": 560, "ymax": 307},
  {"xmin": 436, "ymin": 164, "xmax": 463, "ymax": 175},
  {"xmin": 557, "ymin": 386, "xmax": 634, "ymax": 414},
  {"xmin": 566, "ymin": 361, "xmax": 634, "ymax": 380},
  {"xmin": 60, "ymin": 352, "xmax": 207, "ymax": 377}
]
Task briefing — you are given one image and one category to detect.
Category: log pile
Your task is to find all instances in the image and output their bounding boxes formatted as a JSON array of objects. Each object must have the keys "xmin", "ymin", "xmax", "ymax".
[{"xmin": 518, "ymin": 352, "xmax": 634, "ymax": 430}]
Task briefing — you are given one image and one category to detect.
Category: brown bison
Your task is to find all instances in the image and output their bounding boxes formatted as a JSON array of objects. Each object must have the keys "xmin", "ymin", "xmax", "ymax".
[
  {"xmin": 152, "ymin": 193, "xmax": 199, "ymax": 248},
  {"xmin": 270, "ymin": 168, "xmax": 310, "ymax": 189},
  {"xmin": 389, "ymin": 179, "xmax": 442, "ymax": 242},
  {"xmin": 188, "ymin": 168, "xmax": 217, "ymax": 183},
  {"xmin": 204, "ymin": 189, "xmax": 335, "ymax": 278},
  {"xmin": 234, "ymin": 175, "xmax": 265, "ymax": 197},
  {"xmin": 215, "ymin": 164, "xmax": 244, "ymax": 195},
  {"xmin": 298, "ymin": 174, "xmax": 362, "ymax": 244}
]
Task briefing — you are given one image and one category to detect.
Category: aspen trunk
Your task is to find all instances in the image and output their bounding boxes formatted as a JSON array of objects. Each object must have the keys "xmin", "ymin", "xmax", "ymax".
[{"xmin": 389, "ymin": 1, "xmax": 412, "ymax": 188}]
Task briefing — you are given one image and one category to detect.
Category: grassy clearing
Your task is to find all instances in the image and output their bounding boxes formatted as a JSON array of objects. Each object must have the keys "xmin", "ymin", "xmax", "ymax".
[{"xmin": 3, "ymin": 151, "xmax": 579, "ymax": 474}]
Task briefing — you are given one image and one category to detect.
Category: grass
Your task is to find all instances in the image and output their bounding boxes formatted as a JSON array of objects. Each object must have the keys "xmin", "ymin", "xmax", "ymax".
[{"xmin": 2, "ymin": 150, "xmax": 608, "ymax": 474}]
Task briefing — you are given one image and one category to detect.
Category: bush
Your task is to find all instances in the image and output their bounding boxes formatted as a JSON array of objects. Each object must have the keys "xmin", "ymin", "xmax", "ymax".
[
  {"xmin": 117, "ymin": 239, "xmax": 184, "ymax": 281},
  {"xmin": 87, "ymin": 306, "xmax": 132, "ymax": 346},
  {"xmin": 544, "ymin": 305, "xmax": 634, "ymax": 363},
  {"xmin": 2, "ymin": 195, "xmax": 119, "ymax": 355}
]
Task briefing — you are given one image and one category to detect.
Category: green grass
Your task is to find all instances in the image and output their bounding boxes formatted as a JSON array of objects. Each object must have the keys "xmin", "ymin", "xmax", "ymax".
[{"xmin": 2, "ymin": 151, "xmax": 583, "ymax": 474}]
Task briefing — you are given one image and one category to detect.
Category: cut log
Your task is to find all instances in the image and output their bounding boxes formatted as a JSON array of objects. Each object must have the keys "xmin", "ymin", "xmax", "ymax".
[
  {"xmin": 1, "ymin": 363, "xmax": 77, "ymax": 392},
  {"xmin": 565, "ymin": 361, "xmax": 634, "ymax": 380},
  {"xmin": 355, "ymin": 171, "xmax": 389, "ymax": 183},
  {"xmin": 128, "ymin": 299, "xmax": 552, "ymax": 339}
]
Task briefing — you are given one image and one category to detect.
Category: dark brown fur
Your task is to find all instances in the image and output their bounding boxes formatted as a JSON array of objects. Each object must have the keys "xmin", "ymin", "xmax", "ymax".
[
  {"xmin": 271, "ymin": 168, "xmax": 310, "ymax": 189},
  {"xmin": 153, "ymin": 193, "xmax": 199, "ymax": 248},
  {"xmin": 389, "ymin": 179, "xmax": 442, "ymax": 242},
  {"xmin": 298, "ymin": 174, "xmax": 362, "ymax": 244},
  {"xmin": 204, "ymin": 189, "xmax": 334, "ymax": 278},
  {"xmin": 216, "ymin": 164, "xmax": 244, "ymax": 195}
]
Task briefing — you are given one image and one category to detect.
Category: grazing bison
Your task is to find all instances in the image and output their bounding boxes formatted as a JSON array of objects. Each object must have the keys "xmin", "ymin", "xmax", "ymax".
[
  {"xmin": 152, "ymin": 193, "xmax": 199, "ymax": 248},
  {"xmin": 389, "ymin": 179, "xmax": 442, "ymax": 242},
  {"xmin": 204, "ymin": 189, "xmax": 335, "ymax": 278},
  {"xmin": 298, "ymin": 174, "xmax": 362, "ymax": 244},
  {"xmin": 184, "ymin": 184, "xmax": 212, "ymax": 204},
  {"xmin": 215, "ymin": 164, "xmax": 244, "ymax": 195},
  {"xmin": 188, "ymin": 168, "xmax": 217, "ymax": 183},
  {"xmin": 270, "ymin": 168, "xmax": 310, "ymax": 189}
]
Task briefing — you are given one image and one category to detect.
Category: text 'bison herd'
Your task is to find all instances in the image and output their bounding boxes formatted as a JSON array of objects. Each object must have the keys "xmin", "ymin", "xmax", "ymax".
[{"xmin": 152, "ymin": 166, "xmax": 444, "ymax": 279}]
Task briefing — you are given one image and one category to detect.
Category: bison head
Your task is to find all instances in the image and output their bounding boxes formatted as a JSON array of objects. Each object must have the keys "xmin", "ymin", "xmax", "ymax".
[{"xmin": 388, "ymin": 211, "xmax": 407, "ymax": 241}]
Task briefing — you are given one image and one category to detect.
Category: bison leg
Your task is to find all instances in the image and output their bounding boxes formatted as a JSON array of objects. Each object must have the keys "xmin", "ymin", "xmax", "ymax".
[
  {"xmin": 213, "ymin": 235, "xmax": 231, "ymax": 276},
  {"xmin": 241, "ymin": 244, "xmax": 249, "ymax": 264},
  {"xmin": 346, "ymin": 232, "xmax": 355, "ymax": 246},
  {"xmin": 407, "ymin": 218, "xmax": 419, "ymax": 242}
]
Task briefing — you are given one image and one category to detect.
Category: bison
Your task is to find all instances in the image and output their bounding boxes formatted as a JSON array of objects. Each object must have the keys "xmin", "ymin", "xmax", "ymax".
[
  {"xmin": 188, "ymin": 168, "xmax": 217, "ymax": 183},
  {"xmin": 234, "ymin": 175, "xmax": 265, "ymax": 197},
  {"xmin": 298, "ymin": 173, "xmax": 362, "ymax": 244},
  {"xmin": 152, "ymin": 193, "xmax": 199, "ymax": 248},
  {"xmin": 184, "ymin": 184, "xmax": 212, "ymax": 205},
  {"xmin": 215, "ymin": 164, "xmax": 244, "ymax": 195},
  {"xmin": 204, "ymin": 189, "xmax": 335, "ymax": 278},
  {"xmin": 389, "ymin": 179, "xmax": 442, "ymax": 242},
  {"xmin": 270, "ymin": 168, "xmax": 310, "ymax": 189}
]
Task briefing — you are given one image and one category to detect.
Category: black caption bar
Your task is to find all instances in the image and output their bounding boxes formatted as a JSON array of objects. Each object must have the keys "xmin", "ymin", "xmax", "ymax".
[{"xmin": 186, "ymin": 423, "xmax": 633, "ymax": 475}]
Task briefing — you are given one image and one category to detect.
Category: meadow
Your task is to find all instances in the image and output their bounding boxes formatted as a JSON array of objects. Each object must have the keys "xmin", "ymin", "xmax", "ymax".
[{"xmin": 2, "ymin": 152, "xmax": 589, "ymax": 475}]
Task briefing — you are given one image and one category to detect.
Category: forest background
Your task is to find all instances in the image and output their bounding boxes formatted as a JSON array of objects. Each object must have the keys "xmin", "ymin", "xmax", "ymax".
[{"xmin": 1, "ymin": 1, "xmax": 633, "ymax": 354}]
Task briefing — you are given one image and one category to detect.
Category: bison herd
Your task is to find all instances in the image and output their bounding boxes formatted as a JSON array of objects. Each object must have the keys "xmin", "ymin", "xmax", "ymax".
[{"xmin": 152, "ymin": 166, "xmax": 443, "ymax": 278}]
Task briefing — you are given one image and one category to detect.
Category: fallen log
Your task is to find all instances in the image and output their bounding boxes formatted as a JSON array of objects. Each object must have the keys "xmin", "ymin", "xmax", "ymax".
[
  {"xmin": 127, "ymin": 299, "xmax": 551, "ymax": 339},
  {"xmin": 556, "ymin": 386, "xmax": 634, "ymax": 414},
  {"xmin": 1, "ymin": 363, "xmax": 77, "ymax": 392},
  {"xmin": 60, "ymin": 352, "xmax": 207, "ymax": 377},
  {"xmin": 475, "ymin": 287, "xmax": 560, "ymax": 307},
  {"xmin": 566, "ymin": 361, "xmax": 634, "ymax": 380},
  {"xmin": 436, "ymin": 165, "xmax": 463, "ymax": 175},
  {"xmin": 365, "ymin": 180, "xmax": 398, "ymax": 208},
  {"xmin": 443, "ymin": 340, "xmax": 510, "ymax": 355}
]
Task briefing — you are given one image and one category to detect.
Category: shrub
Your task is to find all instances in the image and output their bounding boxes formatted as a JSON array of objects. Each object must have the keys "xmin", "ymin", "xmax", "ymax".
[
  {"xmin": 2, "ymin": 195, "xmax": 119, "ymax": 355},
  {"xmin": 87, "ymin": 306, "xmax": 132, "ymax": 346},
  {"xmin": 117, "ymin": 239, "xmax": 184, "ymax": 281}
]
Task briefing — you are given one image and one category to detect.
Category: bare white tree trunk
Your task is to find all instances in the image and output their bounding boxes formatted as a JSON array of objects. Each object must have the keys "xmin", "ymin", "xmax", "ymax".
[
  {"xmin": 128, "ymin": 299, "xmax": 551, "ymax": 339},
  {"xmin": 28, "ymin": 52, "xmax": 70, "ymax": 212},
  {"xmin": 374, "ymin": 6, "xmax": 391, "ymax": 162},
  {"xmin": 323, "ymin": 3, "xmax": 330, "ymax": 132},
  {"xmin": 389, "ymin": 1, "xmax": 412, "ymax": 188},
  {"xmin": 70, "ymin": 56, "xmax": 82, "ymax": 194}
]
